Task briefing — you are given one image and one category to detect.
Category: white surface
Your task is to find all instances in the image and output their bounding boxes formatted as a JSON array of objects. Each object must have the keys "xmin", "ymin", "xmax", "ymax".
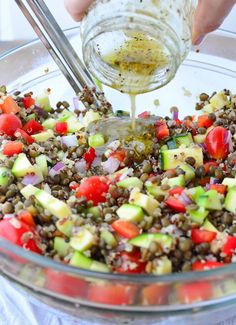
[{"xmin": 0, "ymin": 1, "xmax": 236, "ymax": 40}]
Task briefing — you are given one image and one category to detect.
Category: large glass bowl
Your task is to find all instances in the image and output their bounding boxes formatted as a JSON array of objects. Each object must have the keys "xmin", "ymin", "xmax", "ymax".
[{"xmin": 1, "ymin": 28, "xmax": 236, "ymax": 324}]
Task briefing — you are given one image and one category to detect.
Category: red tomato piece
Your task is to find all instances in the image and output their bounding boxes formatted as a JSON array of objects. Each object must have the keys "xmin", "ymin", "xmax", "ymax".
[
  {"xmin": 69, "ymin": 181, "xmax": 80, "ymax": 191},
  {"xmin": 0, "ymin": 114, "xmax": 22, "ymax": 136},
  {"xmin": 175, "ymin": 118, "xmax": 182, "ymax": 126},
  {"xmin": 198, "ymin": 177, "xmax": 210, "ymax": 186},
  {"xmin": 76, "ymin": 176, "xmax": 109, "ymax": 206},
  {"xmin": 141, "ymin": 284, "xmax": 170, "ymax": 305},
  {"xmin": 209, "ymin": 184, "xmax": 227, "ymax": 195},
  {"xmin": 45, "ymin": 269, "xmax": 87, "ymax": 297},
  {"xmin": 155, "ymin": 121, "xmax": 170, "ymax": 141},
  {"xmin": 116, "ymin": 250, "xmax": 146, "ymax": 274},
  {"xmin": 197, "ymin": 115, "xmax": 213, "ymax": 129},
  {"xmin": 110, "ymin": 149, "xmax": 126, "ymax": 162},
  {"xmin": 83, "ymin": 147, "xmax": 96, "ymax": 167},
  {"xmin": 138, "ymin": 111, "xmax": 150, "ymax": 119},
  {"xmin": 0, "ymin": 218, "xmax": 41, "ymax": 254},
  {"xmin": 2, "ymin": 141, "xmax": 23, "ymax": 156},
  {"xmin": 23, "ymin": 119, "xmax": 43, "ymax": 135},
  {"xmin": 222, "ymin": 236, "xmax": 236, "ymax": 256},
  {"xmin": 204, "ymin": 161, "xmax": 218, "ymax": 174},
  {"xmin": 18, "ymin": 210, "xmax": 35, "ymax": 227},
  {"xmin": 14, "ymin": 128, "xmax": 34, "ymax": 144},
  {"xmin": 0, "ymin": 96, "xmax": 20, "ymax": 114},
  {"xmin": 23, "ymin": 96, "xmax": 35, "ymax": 109},
  {"xmin": 55, "ymin": 122, "xmax": 68, "ymax": 135},
  {"xmin": 87, "ymin": 283, "xmax": 136, "ymax": 305},
  {"xmin": 205, "ymin": 126, "xmax": 229, "ymax": 160},
  {"xmin": 169, "ymin": 186, "xmax": 184, "ymax": 196},
  {"xmin": 112, "ymin": 220, "xmax": 140, "ymax": 239},
  {"xmin": 192, "ymin": 260, "xmax": 225, "ymax": 271},
  {"xmin": 177, "ymin": 281, "xmax": 213, "ymax": 303},
  {"xmin": 165, "ymin": 196, "xmax": 186, "ymax": 213},
  {"xmin": 191, "ymin": 228, "xmax": 217, "ymax": 244}
]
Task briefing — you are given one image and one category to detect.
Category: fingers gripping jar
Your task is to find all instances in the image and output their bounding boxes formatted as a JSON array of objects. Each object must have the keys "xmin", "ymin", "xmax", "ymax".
[{"xmin": 81, "ymin": 0, "xmax": 196, "ymax": 94}]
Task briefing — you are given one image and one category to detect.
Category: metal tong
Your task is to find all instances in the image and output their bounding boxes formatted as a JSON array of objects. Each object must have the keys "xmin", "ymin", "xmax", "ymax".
[{"xmin": 15, "ymin": 0, "xmax": 99, "ymax": 105}]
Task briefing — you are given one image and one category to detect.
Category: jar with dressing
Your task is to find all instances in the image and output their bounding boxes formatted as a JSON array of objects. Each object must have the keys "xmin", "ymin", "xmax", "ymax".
[{"xmin": 81, "ymin": 0, "xmax": 197, "ymax": 95}]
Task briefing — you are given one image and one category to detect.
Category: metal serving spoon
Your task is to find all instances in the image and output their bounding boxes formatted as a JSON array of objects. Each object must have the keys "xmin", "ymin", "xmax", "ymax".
[{"xmin": 15, "ymin": 0, "xmax": 100, "ymax": 105}]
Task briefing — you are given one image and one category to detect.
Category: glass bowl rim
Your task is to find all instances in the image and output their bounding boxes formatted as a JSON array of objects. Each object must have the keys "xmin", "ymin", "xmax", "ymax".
[{"xmin": 1, "ymin": 26, "xmax": 236, "ymax": 284}]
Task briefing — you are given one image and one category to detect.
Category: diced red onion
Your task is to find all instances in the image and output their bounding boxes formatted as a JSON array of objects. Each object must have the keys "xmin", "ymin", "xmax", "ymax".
[
  {"xmin": 179, "ymin": 192, "xmax": 192, "ymax": 205},
  {"xmin": 33, "ymin": 105, "xmax": 48, "ymax": 118},
  {"xmin": 73, "ymin": 97, "xmax": 79, "ymax": 110},
  {"xmin": 3, "ymin": 214, "xmax": 15, "ymax": 219},
  {"xmin": 61, "ymin": 135, "xmax": 78, "ymax": 147},
  {"xmin": 91, "ymin": 156, "xmax": 102, "ymax": 167},
  {"xmin": 198, "ymin": 143, "xmax": 207, "ymax": 153},
  {"xmin": 49, "ymin": 162, "xmax": 65, "ymax": 177},
  {"xmin": 22, "ymin": 174, "xmax": 41, "ymax": 186},
  {"xmin": 75, "ymin": 159, "xmax": 87, "ymax": 173},
  {"xmin": 103, "ymin": 157, "xmax": 120, "ymax": 174},
  {"xmin": 210, "ymin": 177, "xmax": 219, "ymax": 185},
  {"xmin": 173, "ymin": 111, "xmax": 179, "ymax": 120},
  {"xmin": 205, "ymin": 184, "xmax": 210, "ymax": 190}
]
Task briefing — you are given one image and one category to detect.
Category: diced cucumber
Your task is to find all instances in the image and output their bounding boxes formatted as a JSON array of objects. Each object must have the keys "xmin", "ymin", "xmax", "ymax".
[
  {"xmin": 174, "ymin": 133, "xmax": 193, "ymax": 147},
  {"xmin": 42, "ymin": 118, "xmax": 56, "ymax": 130},
  {"xmin": 35, "ymin": 92, "xmax": 52, "ymax": 112},
  {"xmin": 145, "ymin": 184, "xmax": 167, "ymax": 200},
  {"xmin": 152, "ymin": 257, "xmax": 172, "ymax": 275},
  {"xmin": 222, "ymin": 178, "xmax": 236, "ymax": 189},
  {"xmin": 129, "ymin": 191, "xmax": 159, "ymax": 215},
  {"xmin": 54, "ymin": 237, "xmax": 70, "ymax": 258},
  {"xmin": 161, "ymin": 147, "xmax": 203, "ymax": 170},
  {"xmin": 35, "ymin": 155, "xmax": 48, "ymax": 177},
  {"xmin": 210, "ymin": 92, "xmax": 228, "ymax": 110},
  {"xmin": 0, "ymin": 167, "xmax": 10, "ymax": 187},
  {"xmin": 83, "ymin": 110, "xmax": 100, "ymax": 127},
  {"xmin": 100, "ymin": 229, "xmax": 117, "ymax": 248},
  {"xmin": 32, "ymin": 165, "xmax": 44, "ymax": 183},
  {"xmin": 160, "ymin": 145, "xmax": 168, "ymax": 152},
  {"xmin": 116, "ymin": 204, "xmax": 144, "ymax": 223},
  {"xmin": 88, "ymin": 134, "xmax": 105, "ymax": 148},
  {"xmin": 12, "ymin": 153, "xmax": 34, "ymax": 178},
  {"xmin": 177, "ymin": 163, "xmax": 195, "ymax": 182},
  {"xmin": 66, "ymin": 116, "xmax": 84, "ymax": 133},
  {"xmin": 196, "ymin": 190, "xmax": 222, "ymax": 211},
  {"xmin": 86, "ymin": 206, "xmax": 101, "ymax": 219},
  {"xmin": 25, "ymin": 113, "xmax": 36, "ymax": 121},
  {"xmin": 35, "ymin": 190, "xmax": 71, "ymax": 218},
  {"xmin": 56, "ymin": 217, "xmax": 74, "ymax": 237},
  {"xmin": 162, "ymin": 175, "xmax": 185, "ymax": 188},
  {"xmin": 117, "ymin": 177, "xmax": 143, "ymax": 190},
  {"xmin": 70, "ymin": 251, "xmax": 110, "ymax": 272},
  {"xmin": 108, "ymin": 167, "xmax": 129, "ymax": 181},
  {"xmin": 187, "ymin": 207, "xmax": 209, "ymax": 224},
  {"xmin": 20, "ymin": 184, "xmax": 39, "ymax": 199},
  {"xmin": 202, "ymin": 104, "xmax": 214, "ymax": 114},
  {"xmin": 203, "ymin": 219, "xmax": 218, "ymax": 232},
  {"xmin": 32, "ymin": 129, "xmax": 54, "ymax": 142},
  {"xmin": 129, "ymin": 233, "xmax": 173, "ymax": 252},
  {"xmin": 193, "ymin": 134, "xmax": 206, "ymax": 144},
  {"xmin": 187, "ymin": 186, "xmax": 205, "ymax": 202},
  {"xmin": 225, "ymin": 187, "xmax": 236, "ymax": 213},
  {"xmin": 70, "ymin": 229, "xmax": 94, "ymax": 252}
]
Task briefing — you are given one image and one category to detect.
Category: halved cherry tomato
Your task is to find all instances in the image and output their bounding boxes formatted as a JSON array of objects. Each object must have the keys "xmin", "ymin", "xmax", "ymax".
[
  {"xmin": 177, "ymin": 281, "xmax": 213, "ymax": 303},
  {"xmin": 76, "ymin": 176, "xmax": 109, "ymax": 206},
  {"xmin": 18, "ymin": 210, "xmax": 35, "ymax": 227},
  {"xmin": 14, "ymin": 128, "xmax": 34, "ymax": 144},
  {"xmin": 23, "ymin": 119, "xmax": 43, "ymax": 135},
  {"xmin": 0, "ymin": 96, "xmax": 20, "ymax": 114},
  {"xmin": 23, "ymin": 96, "xmax": 35, "ymax": 109},
  {"xmin": 192, "ymin": 260, "xmax": 225, "ymax": 271},
  {"xmin": 0, "ymin": 218, "xmax": 41, "ymax": 254},
  {"xmin": 169, "ymin": 186, "xmax": 184, "ymax": 196},
  {"xmin": 55, "ymin": 122, "xmax": 68, "ymax": 135},
  {"xmin": 197, "ymin": 115, "xmax": 213, "ymax": 129},
  {"xmin": 46, "ymin": 269, "xmax": 87, "ymax": 297},
  {"xmin": 165, "ymin": 197, "xmax": 186, "ymax": 213},
  {"xmin": 83, "ymin": 147, "xmax": 96, "ymax": 167},
  {"xmin": 116, "ymin": 250, "xmax": 146, "ymax": 274},
  {"xmin": 209, "ymin": 184, "xmax": 227, "ymax": 195},
  {"xmin": 155, "ymin": 121, "xmax": 170, "ymax": 141},
  {"xmin": 87, "ymin": 283, "xmax": 136, "ymax": 305},
  {"xmin": 0, "ymin": 114, "xmax": 22, "ymax": 136},
  {"xmin": 138, "ymin": 111, "xmax": 150, "ymax": 119},
  {"xmin": 2, "ymin": 141, "xmax": 23, "ymax": 156},
  {"xmin": 191, "ymin": 228, "xmax": 217, "ymax": 244},
  {"xmin": 141, "ymin": 284, "xmax": 170, "ymax": 305},
  {"xmin": 204, "ymin": 161, "xmax": 218, "ymax": 174},
  {"xmin": 112, "ymin": 220, "xmax": 140, "ymax": 239},
  {"xmin": 222, "ymin": 236, "xmax": 236, "ymax": 256},
  {"xmin": 110, "ymin": 149, "xmax": 126, "ymax": 162},
  {"xmin": 205, "ymin": 126, "xmax": 229, "ymax": 160}
]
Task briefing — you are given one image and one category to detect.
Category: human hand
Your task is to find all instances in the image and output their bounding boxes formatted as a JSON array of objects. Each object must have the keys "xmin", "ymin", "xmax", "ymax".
[{"xmin": 65, "ymin": 0, "xmax": 236, "ymax": 45}]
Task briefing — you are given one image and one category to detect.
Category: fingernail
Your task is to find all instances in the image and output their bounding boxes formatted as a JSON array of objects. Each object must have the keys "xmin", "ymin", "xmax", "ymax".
[{"xmin": 193, "ymin": 35, "xmax": 205, "ymax": 46}]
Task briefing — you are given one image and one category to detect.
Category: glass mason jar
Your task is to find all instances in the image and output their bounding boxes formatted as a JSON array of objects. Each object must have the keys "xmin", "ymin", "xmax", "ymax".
[{"xmin": 81, "ymin": 0, "xmax": 196, "ymax": 94}]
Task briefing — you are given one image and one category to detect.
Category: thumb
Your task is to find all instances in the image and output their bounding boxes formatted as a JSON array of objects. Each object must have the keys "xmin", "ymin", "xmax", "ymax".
[
  {"xmin": 193, "ymin": 0, "xmax": 236, "ymax": 45},
  {"xmin": 64, "ymin": 0, "xmax": 94, "ymax": 21}
]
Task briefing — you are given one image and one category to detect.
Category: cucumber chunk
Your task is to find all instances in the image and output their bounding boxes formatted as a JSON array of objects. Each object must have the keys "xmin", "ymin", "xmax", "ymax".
[
  {"xmin": 56, "ymin": 217, "xmax": 74, "ymax": 237},
  {"xmin": 116, "ymin": 204, "xmax": 144, "ymax": 223},
  {"xmin": 12, "ymin": 153, "xmax": 34, "ymax": 178},
  {"xmin": 32, "ymin": 129, "xmax": 54, "ymax": 142},
  {"xmin": 35, "ymin": 92, "xmax": 52, "ymax": 112},
  {"xmin": 88, "ymin": 134, "xmax": 105, "ymax": 148},
  {"xmin": 86, "ymin": 207, "xmax": 101, "ymax": 219},
  {"xmin": 70, "ymin": 229, "xmax": 94, "ymax": 252},
  {"xmin": 210, "ymin": 92, "xmax": 228, "ymax": 110},
  {"xmin": 0, "ymin": 167, "xmax": 11, "ymax": 187},
  {"xmin": 152, "ymin": 257, "xmax": 172, "ymax": 275},
  {"xmin": 129, "ymin": 233, "xmax": 173, "ymax": 252},
  {"xmin": 129, "ymin": 191, "xmax": 159, "ymax": 215},
  {"xmin": 145, "ymin": 184, "xmax": 167, "ymax": 200},
  {"xmin": 187, "ymin": 186, "xmax": 205, "ymax": 202},
  {"xmin": 177, "ymin": 163, "xmax": 195, "ymax": 182},
  {"xmin": 162, "ymin": 175, "xmax": 185, "ymax": 188},
  {"xmin": 70, "ymin": 252, "xmax": 110, "ymax": 272},
  {"xmin": 225, "ymin": 187, "xmax": 236, "ymax": 213},
  {"xmin": 54, "ymin": 237, "xmax": 70, "ymax": 258},
  {"xmin": 42, "ymin": 118, "xmax": 57, "ymax": 130},
  {"xmin": 161, "ymin": 147, "xmax": 203, "ymax": 170},
  {"xmin": 174, "ymin": 133, "xmax": 193, "ymax": 147},
  {"xmin": 117, "ymin": 177, "xmax": 143, "ymax": 190},
  {"xmin": 187, "ymin": 207, "xmax": 209, "ymax": 224},
  {"xmin": 100, "ymin": 229, "xmax": 117, "ymax": 248},
  {"xmin": 222, "ymin": 178, "xmax": 236, "ymax": 189},
  {"xmin": 83, "ymin": 110, "xmax": 100, "ymax": 127},
  {"xmin": 196, "ymin": 190, "xmax": 222, "ymax": 211},
  {"xmin": 20, "ymin": 184, "xmax": 39, "ymax": 199},
  {"xmin": 35, "ymin": 155, "xmax": 48, "ymax": 176},
  {"xmin": 203, "ymin": 219, "xmax": 218, "ymax": 232}
]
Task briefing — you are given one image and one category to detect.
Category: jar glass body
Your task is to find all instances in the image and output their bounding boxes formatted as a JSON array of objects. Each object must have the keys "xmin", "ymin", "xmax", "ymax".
[{"xmin": 81, "ymin": 0, "xmax": 196, "ymax": 94}]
